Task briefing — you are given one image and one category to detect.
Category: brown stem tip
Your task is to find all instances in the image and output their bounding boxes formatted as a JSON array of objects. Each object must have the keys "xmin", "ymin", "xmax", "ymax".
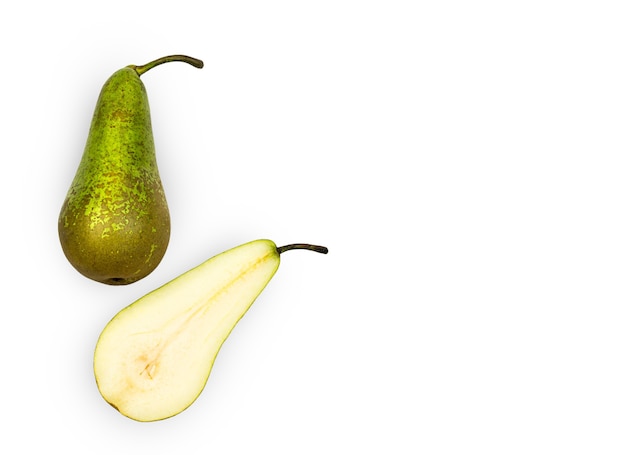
[
  {"xmin": 133, "ymin": 55, "xmax": 204, "ymax": 76},
  {"xmin": 276, "ymin": 244, "xmax": 329, "ymax": 255}
]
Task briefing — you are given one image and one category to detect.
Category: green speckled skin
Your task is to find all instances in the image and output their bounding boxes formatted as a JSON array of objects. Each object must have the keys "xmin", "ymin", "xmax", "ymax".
[{"xmin": 59, "ymin": 67, "xmax": 170, "ymax": 285}]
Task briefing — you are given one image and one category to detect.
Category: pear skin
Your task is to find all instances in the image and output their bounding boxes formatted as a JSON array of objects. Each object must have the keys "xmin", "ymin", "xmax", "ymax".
[
  {"xmin": 59, "ymin": 55, "xmax": 203, "ymax": 285},
  {"xmin": 93, "ymin": 239, "xmax": 328, "ymax": 421}
]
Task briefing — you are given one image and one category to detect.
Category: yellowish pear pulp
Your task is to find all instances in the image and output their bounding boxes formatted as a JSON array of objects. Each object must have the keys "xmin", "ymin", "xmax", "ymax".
[
  {"xmin": 93, "ymin": 239, "xmax": 328, "ymax": 422},
  {"xmin": 59, "ymin": 55, "xmax": 203, "ymax": 285}
]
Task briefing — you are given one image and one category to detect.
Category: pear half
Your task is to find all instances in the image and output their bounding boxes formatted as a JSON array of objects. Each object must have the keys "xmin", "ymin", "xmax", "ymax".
[{"xmin": 93, "ymin": 239, "xmax": 328, "ymax": 422}]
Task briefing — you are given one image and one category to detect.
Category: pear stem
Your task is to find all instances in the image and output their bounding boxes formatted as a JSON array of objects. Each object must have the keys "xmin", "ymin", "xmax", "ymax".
[
  {"xmin": 132, "ymin": 55, "xmax": 204, "ymax": 76},
  {"xmin": 276, "ymin": 244, "xmax": 329, "ymax": 255}
]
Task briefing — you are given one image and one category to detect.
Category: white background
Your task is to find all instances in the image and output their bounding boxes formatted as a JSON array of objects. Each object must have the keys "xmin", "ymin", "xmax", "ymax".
[{"xmin": 1, "ymin": 1, "xmax": 626, "ymax": 453}]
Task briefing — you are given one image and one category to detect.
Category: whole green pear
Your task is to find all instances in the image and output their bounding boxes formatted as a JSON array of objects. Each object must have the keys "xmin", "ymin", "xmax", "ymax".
[{"xmin": 59, "ymin": 55, "xmax": 203, "ymax": 285}]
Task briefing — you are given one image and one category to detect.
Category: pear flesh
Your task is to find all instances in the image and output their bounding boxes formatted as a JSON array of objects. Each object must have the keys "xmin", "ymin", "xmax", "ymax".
[
  {"xmin": 93, "ymin": 239, "xmax": 328, "ymax": 422},
  {"xmin": 59, "ymin": 55, "xmax": 203, "ymax": 285}
]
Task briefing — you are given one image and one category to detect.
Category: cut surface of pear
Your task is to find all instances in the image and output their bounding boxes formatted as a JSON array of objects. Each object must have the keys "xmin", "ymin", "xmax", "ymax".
[
  {"xmin": 93, "ymin": 239, "xmax": 328, "ymax": 422},
  {"xmin": 59, "ymin": 55, "xmax": 203, "ymax": 285}
]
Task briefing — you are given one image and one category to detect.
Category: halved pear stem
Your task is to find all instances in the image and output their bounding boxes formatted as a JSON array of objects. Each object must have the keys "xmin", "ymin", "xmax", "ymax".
[
  {"xmin": 132, "ymin": 55, "xmax": 204, "ymax": 76},
  {"xmin": 276, "ymin": 244, "xmax": 329, "ymax": 255}
]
